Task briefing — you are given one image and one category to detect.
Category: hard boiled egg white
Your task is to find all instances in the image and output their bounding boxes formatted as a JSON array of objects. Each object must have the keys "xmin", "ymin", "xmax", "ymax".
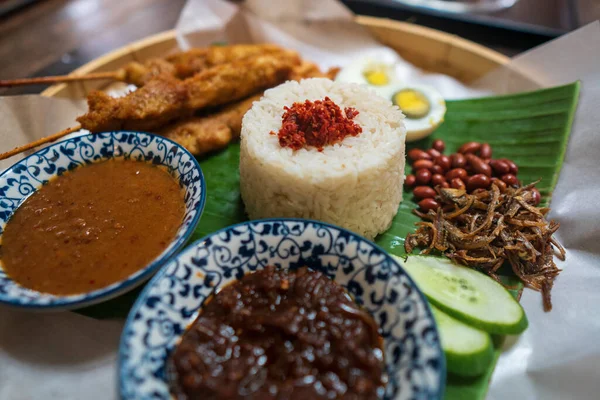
[
  {"xmin": 388, "ymin": 84, "xmax": 447, "ymax": 142},
  {"xmin": 335, "ymin": 57, "xmax": 399, "ymax": 97}
]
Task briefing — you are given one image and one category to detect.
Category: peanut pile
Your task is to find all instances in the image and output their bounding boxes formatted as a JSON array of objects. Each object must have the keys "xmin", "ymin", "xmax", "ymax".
[{"xmin": 405, "ymin": 139, "xmax": 540, "ymax": 212}]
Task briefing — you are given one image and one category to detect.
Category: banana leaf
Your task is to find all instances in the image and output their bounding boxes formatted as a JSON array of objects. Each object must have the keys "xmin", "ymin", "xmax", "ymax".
[{"xmin": 78, "ymin": 82, "xmax": 580, "ymax": 399}]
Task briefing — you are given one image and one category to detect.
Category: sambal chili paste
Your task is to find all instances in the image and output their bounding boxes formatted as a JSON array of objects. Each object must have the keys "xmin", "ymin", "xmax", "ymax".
[
  {"xmin": 272, "ymin": 97, "xmax": 362, "ymax": 151},
  {"xmin": 169, "ymin": 266, "xmax": 385, "ymax": 400}
]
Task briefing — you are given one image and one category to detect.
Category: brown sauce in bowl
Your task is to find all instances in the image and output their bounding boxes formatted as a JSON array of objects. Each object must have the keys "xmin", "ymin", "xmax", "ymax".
[
  {"xmin": 0, "ymin": 158, "xmax": 185, "ymax": 295},
  {"xmin": 169, "ymin": 266, "xmax": 386, "ymax": 400}
]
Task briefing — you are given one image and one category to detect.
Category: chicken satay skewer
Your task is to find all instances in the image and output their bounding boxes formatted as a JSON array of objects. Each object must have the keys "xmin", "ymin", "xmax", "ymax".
[
  {"xmin": 0, "ymin": 44, "xmax": 284, "ymax": 88},
  {"xmin": 76, "ymin": 51, "xmax": 301, "ymax": 133},
  {"xmin": 0, "ymin": 72, "xmax": 122, "ymax": 88},
  {"xmin": 0, "ymin": 52, "xmax": 298, "ymax": 161},
  {"xmin": 0, "ymin": 126, "xmax": 82, "ymax": 161}
]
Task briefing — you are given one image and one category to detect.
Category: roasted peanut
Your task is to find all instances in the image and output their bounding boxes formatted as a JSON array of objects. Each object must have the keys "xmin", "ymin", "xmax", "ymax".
[
  {"xmin": 458, "ymin": 141, "xmax": 481, "ymax": 154},
  {"xmin": 405, "ymin": 174, "xmax": 416, "ymax": 187},
  {"xmin": 415, "ymin": 169, "xmax": 432, "ymax": 185},
  {"xmin": 432, "ymin": 139, "xmax": 445, "ymax": 153},
  {"xmin": 467, "ymin": 174, "xmax": 491, "ymax": 191},
  {"xmin": 466, "ymin": 154, "xmax": 492, "ymax": 177},
  {"xmin": 501, "ymin": 173, "xmax": 518, "ymax": 187},
  {"xmin": 479, "ymin": 143, "xmax": 492, "ymax": 159},
  {"xmin": 431, "ymin": 164, "xmax": 444, "ymax": 175},
  {"xmin": 435, "ymin": 155, "xmax": 452, "ymax": 172},
  {"xmin": 530, "ymin": 188, "xmax": 541, "ymax": 206},
  {"xmin": 418, "ymin": 198, "xmax": 440, "ymax": 212},
  {"xmin": 431, "ymin": 174, "xmax": 446, "ymax": 186},
  {"xmin": 491, "ymin": 178, "xmax": 507, "ymax": 193},
  {"xmin": 451, "ymin": 178, "xmax": 466, "ymax": 190},
  {"xmin": 501, "ymin": 159, "xmax": 519, "ymax": 175},
  {"xmin": 450, "ymin": 153, "xmax": 467, "ymax": 168},
  {"xmin": 445, "ymin": 168, "xmax": 468, "ymax": 181},
  {"xmin": 427, "ymin": 148, "xmax": 441, "ymax": 159},
  {"xmin": 489, "ymin": 159, "xmax": 510, "ymax": 176},
  {"xmin": 413, "ymin": 159, "xmax": 434, "ymax": 170},
  {"xmin": 413, "ymin": 186, "xmax": 437, "ymax": 199},
  {"xmin": 440, "ymin": 181, "xmax": 450, "ymax": 188},
  {"xmin": 408, "ymin": 149, "xmax": 431, "ymax": 162}
]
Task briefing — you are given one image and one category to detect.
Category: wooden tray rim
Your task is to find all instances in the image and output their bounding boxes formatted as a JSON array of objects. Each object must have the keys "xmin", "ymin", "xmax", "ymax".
[{"xmin": 41, "ymin": 16, "xmax": 509, "ymax": 98}]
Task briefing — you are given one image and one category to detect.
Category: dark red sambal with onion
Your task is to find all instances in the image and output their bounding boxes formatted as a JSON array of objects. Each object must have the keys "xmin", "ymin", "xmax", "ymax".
[{"xmin": 169, "ymin": 266, "xmax": 386, "ymax": 400}]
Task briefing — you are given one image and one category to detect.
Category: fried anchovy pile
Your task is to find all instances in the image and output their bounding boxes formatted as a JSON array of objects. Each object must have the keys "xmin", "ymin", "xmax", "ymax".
[{"xmin": 405, "ymin": 182, "xmax": 565, "ymax": 311}]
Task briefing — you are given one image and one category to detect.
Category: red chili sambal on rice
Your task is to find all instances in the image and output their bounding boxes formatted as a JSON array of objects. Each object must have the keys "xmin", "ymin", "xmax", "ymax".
[{"xmin": 272, "ymin": 97, "xmax": 362, "ymax": 151}]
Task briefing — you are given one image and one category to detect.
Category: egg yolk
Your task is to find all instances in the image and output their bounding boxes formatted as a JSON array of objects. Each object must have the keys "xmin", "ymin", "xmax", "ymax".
[
  {"xmin": 392, "ymin": 89, "xmax": 431, "ymax": 119},
  {"xmin": 363, "ymin": 69, "xmax": 389, "ymax": 86}
]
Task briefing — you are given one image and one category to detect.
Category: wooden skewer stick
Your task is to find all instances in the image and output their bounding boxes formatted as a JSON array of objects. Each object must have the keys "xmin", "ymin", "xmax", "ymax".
[
  {"xmin": 0, "ymin": 72, "xmax": 122, "ymax": 88},
  {"xmin": 0, "ymin": 126, "xmax": 83, "ymax": 161}
]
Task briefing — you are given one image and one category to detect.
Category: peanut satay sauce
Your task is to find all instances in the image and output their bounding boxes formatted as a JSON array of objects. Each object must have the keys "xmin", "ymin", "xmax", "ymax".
[
  {"xmin": 169, "ymin": 266, "xmax": 386, "ymax": 400},
  {"xmin": 0, "ymin": 158, "xmax": 185, "ymax": 295}
]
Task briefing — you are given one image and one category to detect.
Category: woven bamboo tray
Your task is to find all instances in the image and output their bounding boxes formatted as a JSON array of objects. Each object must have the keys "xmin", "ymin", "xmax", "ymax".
[
  {"xmin": 41, "ymin": 16, "xmax": 509, "ymax": 99},
  {"xmin": 35, "ymin": 16, "xmax": 514, "ymax": 400}
]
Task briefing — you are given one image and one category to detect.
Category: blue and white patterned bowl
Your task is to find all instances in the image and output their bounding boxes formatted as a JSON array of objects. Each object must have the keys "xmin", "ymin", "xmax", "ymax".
[
  {"xmin": 119, "ymin": 219, "xmax": 445, "ymax": 400},
  {"xmin": 0, "ymin": 131, "xmax": 205, "ymax": 310}
]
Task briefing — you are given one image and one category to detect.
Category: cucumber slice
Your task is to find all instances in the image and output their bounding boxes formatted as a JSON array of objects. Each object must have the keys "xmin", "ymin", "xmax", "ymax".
[
  {"xmin": 395, "ymin": 255, "xmax": 528, "ymax": 334},
  {"xmin": 431, "ymin": 305, "xmax": 494, "ymax": 377}
]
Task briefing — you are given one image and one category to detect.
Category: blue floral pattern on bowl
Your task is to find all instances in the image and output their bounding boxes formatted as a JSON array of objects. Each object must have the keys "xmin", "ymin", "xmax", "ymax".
[
  {"xmin": 119, "ymin": 219, "xmax": 445, "ymax": 400},
  {"xmin": 0, "ymin": 131, "xmax": 206, "ymax": 310}
]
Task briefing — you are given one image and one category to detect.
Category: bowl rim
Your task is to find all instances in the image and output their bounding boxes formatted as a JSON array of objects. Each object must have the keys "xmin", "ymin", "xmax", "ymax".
[
  {"xmin": 0, "ymin": 130, "xmax": 207, "ymax": 310},
  {"xmin": 117, "ymin": 217, "xmax": 446, "ymax": 399}
]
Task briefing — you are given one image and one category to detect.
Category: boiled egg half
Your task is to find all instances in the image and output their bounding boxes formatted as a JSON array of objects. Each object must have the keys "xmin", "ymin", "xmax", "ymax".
[
  {"xmin": 389, "ymin": 84, "xmax": 446, "ymax": 142},
  {"xmin": 335, "ymin": 58, "xmax": 399, "ymax": 97}
]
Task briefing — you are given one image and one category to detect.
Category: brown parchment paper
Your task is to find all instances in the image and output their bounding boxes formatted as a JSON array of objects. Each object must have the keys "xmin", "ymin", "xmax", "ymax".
[
  {"xmin": 481, "ymin": 21, "xmax": 600, "ymax": 400},
  {"xmin": 0, "ymin": 96, "xmax": 86, "ymax": 171}
]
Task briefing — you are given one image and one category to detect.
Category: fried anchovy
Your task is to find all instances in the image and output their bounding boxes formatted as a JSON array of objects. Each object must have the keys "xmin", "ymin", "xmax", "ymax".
[{"xmin": 405, "ymin": 183, "xmax": 564, "ymax": 311}]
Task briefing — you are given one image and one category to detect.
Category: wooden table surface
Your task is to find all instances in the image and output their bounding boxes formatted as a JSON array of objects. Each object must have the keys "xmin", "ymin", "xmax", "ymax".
[{"xmin": 0, "ymin": 0, "xmax": 187, "ymax": 95}]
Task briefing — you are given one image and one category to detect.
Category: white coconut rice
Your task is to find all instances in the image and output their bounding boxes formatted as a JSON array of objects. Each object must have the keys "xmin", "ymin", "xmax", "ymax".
[{"xmin": 239, "ymin": 78, "xmax": 406, "ymax": 239}]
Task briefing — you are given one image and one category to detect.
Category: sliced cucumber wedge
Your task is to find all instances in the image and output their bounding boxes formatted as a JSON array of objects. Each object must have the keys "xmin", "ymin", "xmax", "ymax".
[
  {"xmin": 431, "ymin": 305, "xmax": 494, "ymax": 377},
  {"xmin": 395, "ymin": 255, "xmax": 528, "ymax": 335}
]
